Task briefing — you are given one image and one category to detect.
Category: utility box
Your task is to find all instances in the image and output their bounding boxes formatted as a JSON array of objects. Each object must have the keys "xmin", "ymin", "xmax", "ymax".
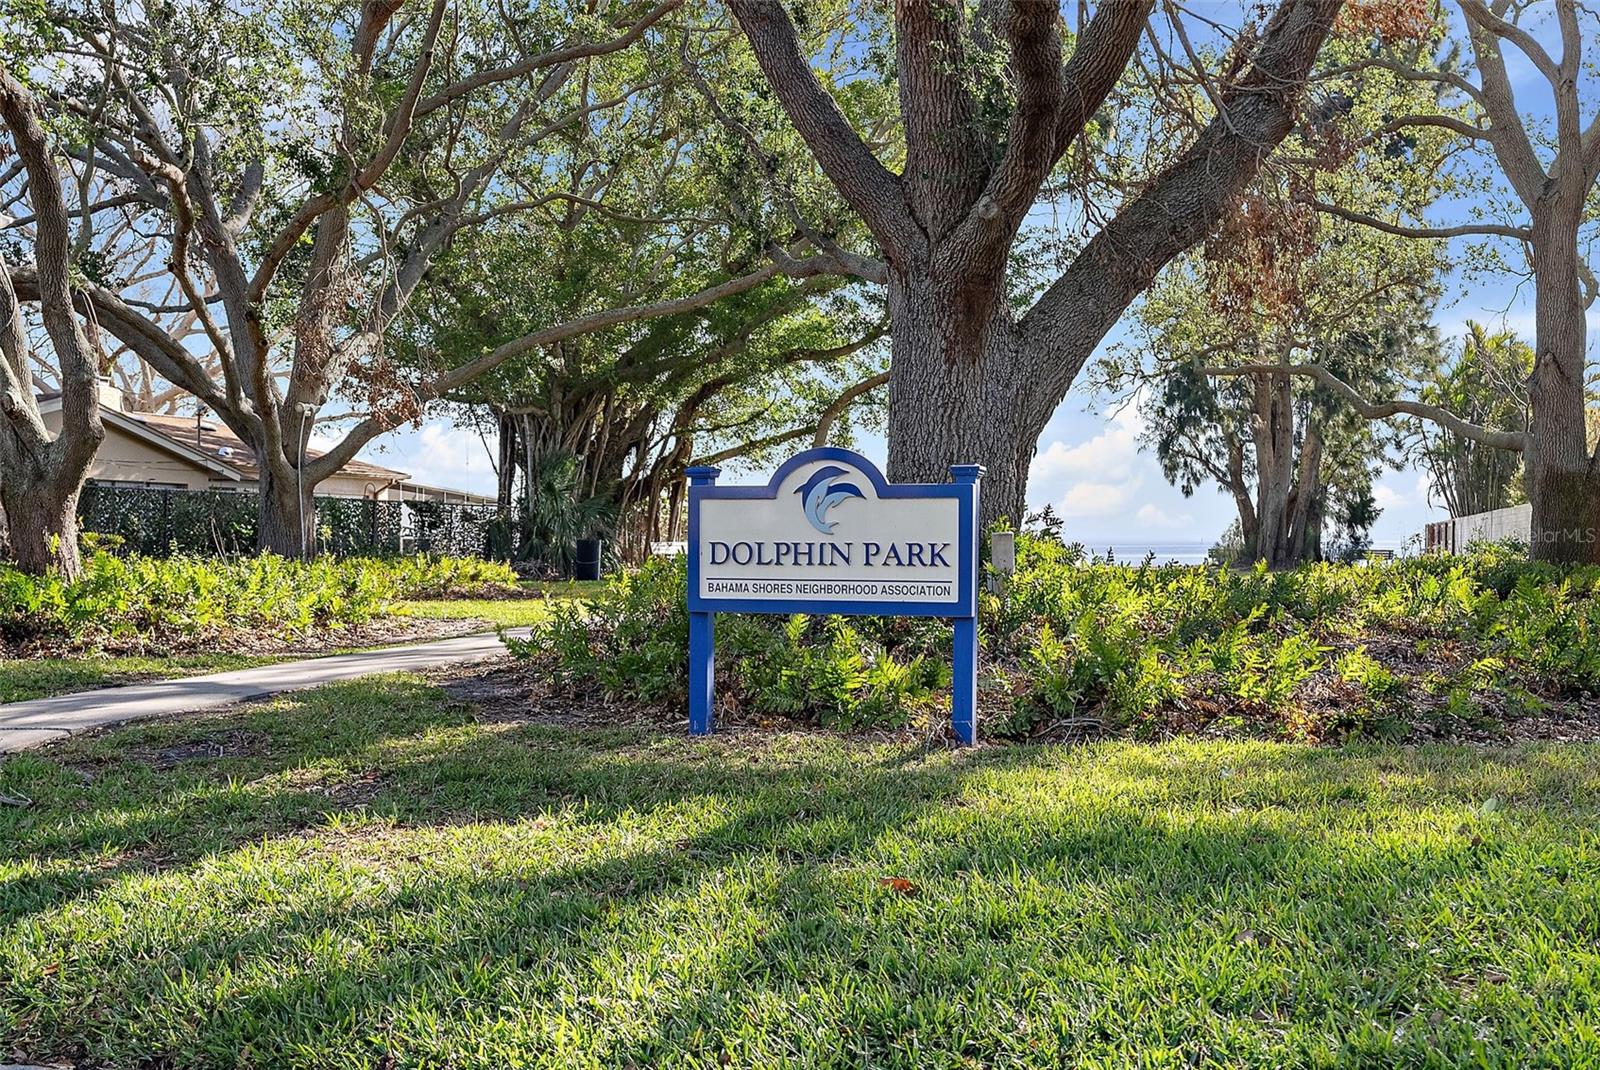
[{"xmin": 989, "ymin": 531, "xmax": 1015, "ymax": 594}]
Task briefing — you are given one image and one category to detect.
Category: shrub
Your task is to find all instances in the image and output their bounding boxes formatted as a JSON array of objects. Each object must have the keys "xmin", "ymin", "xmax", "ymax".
[
  {"xmin": 505, "ymin": 555, "xmax": 687, "ymax": 703},
  {"xmin": 0, "ymin": 552, "xmax": 516, "ymax": 650},
  {"xmin": 380, "ymin": 554, "xmax": 519, "ymax": 598},
  {"xmin": 509, "ymin": 535, "xmax": 1600, "ymax": 740},
  {"xmin": 508, "ymin": 556, "xmax": 945, "ymax": 728}
]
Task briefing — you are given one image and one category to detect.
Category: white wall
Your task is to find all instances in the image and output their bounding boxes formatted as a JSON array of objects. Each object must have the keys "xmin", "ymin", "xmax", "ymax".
[{"xmin": 1452, "ymin": 504, "xmax": 1532, "ymax": 549}]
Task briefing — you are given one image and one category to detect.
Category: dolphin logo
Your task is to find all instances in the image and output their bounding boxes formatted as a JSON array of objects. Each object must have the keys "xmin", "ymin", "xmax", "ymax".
[{"xmin": 795, "ymin": 465, "xmax": 864, "ymax": 534}]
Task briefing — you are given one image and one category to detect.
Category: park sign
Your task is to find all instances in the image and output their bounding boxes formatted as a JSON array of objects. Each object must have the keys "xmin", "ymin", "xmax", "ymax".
[{"xmin": 685, "ymin": 447, "xmax": 983, "ymax": 743}]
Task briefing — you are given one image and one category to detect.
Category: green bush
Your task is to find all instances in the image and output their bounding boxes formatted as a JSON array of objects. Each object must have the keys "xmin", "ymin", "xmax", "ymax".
[
  {"xmin": 509, "ymin": 537, "xmax": 1600, "ymax": 741},
  {"xmin": 0, "ymin": 552, "xmax": 517, "ymax": 650},
  {"xmin": 505, "ymin": 556, "xmax": 687, "ymax": 703},
  {"xmin": 505, "ymin": 557, "xmax": 947, "ymax": 729}
]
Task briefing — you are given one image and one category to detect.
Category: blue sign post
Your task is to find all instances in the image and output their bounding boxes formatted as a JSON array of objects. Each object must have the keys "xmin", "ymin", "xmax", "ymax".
[{"xmin": 685, "ymin": 447, "xmax": 982, "ymax": 744}]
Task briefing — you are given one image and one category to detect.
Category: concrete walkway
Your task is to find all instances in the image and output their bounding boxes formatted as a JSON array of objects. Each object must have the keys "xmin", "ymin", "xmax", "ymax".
[{"xmin": 0, "ymin": 630, "xmax": 525, "ymax": 754}]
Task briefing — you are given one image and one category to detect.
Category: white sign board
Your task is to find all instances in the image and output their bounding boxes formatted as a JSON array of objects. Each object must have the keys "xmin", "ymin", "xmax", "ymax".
[
  {"xmin": 689, "ymin": 451, "xmax": 974, "ymax": 615},
  {"xmin": 685, "ymin": 446, "xmax": 983, "ymax": 741}
]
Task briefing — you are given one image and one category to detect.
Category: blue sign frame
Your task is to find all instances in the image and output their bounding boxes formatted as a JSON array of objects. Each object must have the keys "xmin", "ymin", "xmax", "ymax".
[{"xmin": 684, "ymin": 447, "xmax": 983, "ymax": 744}]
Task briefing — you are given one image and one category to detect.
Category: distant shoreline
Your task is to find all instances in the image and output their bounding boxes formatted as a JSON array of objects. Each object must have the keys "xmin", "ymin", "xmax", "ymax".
[{"xmin": 1070, "ymin": 541, "xmax": 1407, "ymax": 566}]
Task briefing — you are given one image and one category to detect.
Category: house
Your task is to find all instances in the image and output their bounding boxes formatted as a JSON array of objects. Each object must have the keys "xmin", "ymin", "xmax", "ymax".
[{"xmin": 37, "ymin": 380, "xmax": 495, "ymax": 504}]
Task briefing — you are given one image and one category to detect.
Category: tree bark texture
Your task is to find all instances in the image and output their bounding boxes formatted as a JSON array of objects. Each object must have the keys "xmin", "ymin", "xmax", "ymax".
[
  {"xmin": 1, "ymin": 477, "xmax": 86, "ymax": 576},
  {"xmin": 884, "ymin": 273, "xmax": 1034, "ymax": 526},
  {"xmin": 257, "ymin": 464, "xmax": 318, "ymax": 558},
  {"xmin": 1244, "ymin": 373, "xmax": 1326, "ymax": 567},
  {"xmin": 1524, "ymin": 200, "xmax": 1599, "ymax": 563}
]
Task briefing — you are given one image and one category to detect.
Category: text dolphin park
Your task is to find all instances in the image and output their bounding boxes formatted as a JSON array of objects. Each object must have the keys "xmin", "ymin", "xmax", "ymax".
[{"xmin": 705, "ymin": 539, "xmax": 953, "ymax": 568}]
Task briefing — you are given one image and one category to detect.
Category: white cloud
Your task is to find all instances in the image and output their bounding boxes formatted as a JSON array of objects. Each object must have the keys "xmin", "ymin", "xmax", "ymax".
[
  {"xmin": 337, "ymin": 419, "xmax": 499, "ymax": 494},
  {"xmin": 1030, "ymin": 396, "xmax": 1152, "ymax": 520},
  {"xmin": 1030, "ymin": 404, "xmax": 1144, "ymax": 489},
  {"xmin": 1135, "ymin": 502, "xmax": 1193, "ymax": 529},
  {"xmin": 306, "ymin": 427, "xmax": 344, "ymax": 452},
  {"xmin": 1059, "ymin": 477, "xmax": 1142, "ymax": 518},
  {"xmin": 1372, "ymin": 482, "xmax": 1408, "ymax": 509}
]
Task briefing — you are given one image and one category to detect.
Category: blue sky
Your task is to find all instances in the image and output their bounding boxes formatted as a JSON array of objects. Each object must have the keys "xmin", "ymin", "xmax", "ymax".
[{"xmin": 348, "ymin": 7, "xmax": 1595, "ymax": 553}]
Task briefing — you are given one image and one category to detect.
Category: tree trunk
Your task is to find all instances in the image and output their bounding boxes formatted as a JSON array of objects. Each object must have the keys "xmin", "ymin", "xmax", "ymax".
[
  {"xmin": 1226, "ymin": 437, "xmax": 1260, "ymax": 556},
  {"xmin": 1243, "ymin": 371, "xmax": 1329, "ymax": 569},
  {"xmin": 1285, "ymin": 418, "xmax": 1325, "ymax": 563},
  {"xmin": 1, "ymin": 474, "xmax": 84, "ymax": 576},
  {"xmin": 1524, "ymin": 206, "xmax": 1600, "ymax": 564},
  {"xmin": 884, "ymin": 272, "xmax": 1032, "ymax": 531},
  {"xmin": 258, "ymin": 466, "xmax": 317, "ymax": 558},
  {"xmin": 729, "ymin": 0, "xmax": 1338, "ymax": 538},
  {"xmin": 0, "ymin": 73, "xmax": 105, "ymax": 579},
  {"xmin": 1250, "ymin": 373, "xmax": 1293, "ymax": 567},
  {"xmin": 495, "ymin": 410, "xmax": 517, "ymax": 520}
]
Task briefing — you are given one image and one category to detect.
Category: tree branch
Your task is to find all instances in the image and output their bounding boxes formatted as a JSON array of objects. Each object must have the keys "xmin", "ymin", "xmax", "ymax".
[
  {"xmin": 1315, "ymin": 56, "xmax": 1486, "ymax": 106},
  {"xmin": 679, "ymin": 40, "xmax": 886, "ymax": 284},
  {"xmin": 1018, "ymin": 0, "xmax": 1342, "ymax": 416},
  {"xmin": 1459, "ymin": 1, "xmax": 1549, "ymax": 206},
  {"xmin": 0, "ymin": 70, "xmax": 104, "ymax": 473},
  {"xmin": 4, "ymin": 264, "xmax": 241, "ymax": 417},
  {"xmin": 896, "ymin": 0, "xmax": 987, "ymax": 237},
  {"xmin": 693, "ymin": 423, "xmax": 817, "ymax": 467},
  {"xmin": 935, "ymin": 0, "xmax": 1149, "ymax": 327},
  {"xmin": 306, "ymin": 253, "xmax": 848, "ymax": 481},
  {"xmin": 411, "ymin": 0, "xmax": 682, "ymax": 119},
  {"xmin": 727, "ymin": 0, "xmax": 922, "ymax": 265},
  {"xmin": 1307, "ymin": 197, "xmax": 1531, "ymax": 240},
  {"xmin": 1201, "ymin": 362, "xmax": 1527, "ymax": 451},
  {"xmin": 353, "ymin": 0, "xmax": 448, "ymax": 191},
  {"xmin": 812, "ymin": 369, "xmax": 890, "ymax": 446},
  {"xmin": 1052, "ymin": 0, "xmax": 1152, "ymax": 162},
  {"xmin": 1458, "ymin": 0, "xmax": 1560, "ymax": 87},
  {"xmin": 1379, "ymin": 111, "xmax": 1497, "ymax": 143},
  {"xmin": 247, "ymin": 0, "xmax": 411, "ymax": 301}
]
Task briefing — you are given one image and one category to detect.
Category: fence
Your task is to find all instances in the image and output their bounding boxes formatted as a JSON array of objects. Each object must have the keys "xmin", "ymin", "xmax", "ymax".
[
  {"xmin": 1423, "ymin": 504, "xmax": 1532, "ymax": 554},
  {"xmin": 78, "ymin": 485, "xmax": 500, "ymax": 559}
]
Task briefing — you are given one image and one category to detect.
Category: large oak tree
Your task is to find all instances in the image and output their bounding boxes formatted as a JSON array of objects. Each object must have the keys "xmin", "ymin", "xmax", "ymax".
[
  {"xmin": 725, "ymin": 0, "xmax": 1344, "ymax": 527},
  {"xmin": 3, "ymin": 0, "xmax": 855, "ymax": 559}
]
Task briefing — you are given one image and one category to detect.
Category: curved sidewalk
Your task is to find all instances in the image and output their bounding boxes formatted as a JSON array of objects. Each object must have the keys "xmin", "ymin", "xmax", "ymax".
[{"xmin": 0, "ymin": 630, "xmax": 525, "ymax": 754}]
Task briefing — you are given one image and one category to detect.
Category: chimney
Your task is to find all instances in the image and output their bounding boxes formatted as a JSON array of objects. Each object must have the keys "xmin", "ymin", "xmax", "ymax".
[{"xmin": 95, "ymin": 375, "xmax": 125, "ymax": 412}]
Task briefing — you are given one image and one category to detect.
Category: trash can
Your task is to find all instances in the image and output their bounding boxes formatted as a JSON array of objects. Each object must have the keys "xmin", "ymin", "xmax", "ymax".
[{"xmin": 575, "ymin": 537, "xmax": 603, "ymax": 580}]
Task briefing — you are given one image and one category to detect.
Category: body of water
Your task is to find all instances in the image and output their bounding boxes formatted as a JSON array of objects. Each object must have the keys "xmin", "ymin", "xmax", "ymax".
[
  {"xmin": 1076, "ymin": 542, "xmax": 1213, "ymax": 565},
  {"xmin": 1070, "ymin": 541, "xmax": 1409, "ymax": 566}
]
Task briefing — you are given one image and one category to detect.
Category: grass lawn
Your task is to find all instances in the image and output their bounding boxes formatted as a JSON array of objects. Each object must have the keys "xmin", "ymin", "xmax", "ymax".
[
  {"xmin": 3, "ymin": 676, "xmax": 1599, "ymax": 1067},
  {"xmin": 522, "ymin": 578, "xmax": 609, "ymax": 600},
  {"xmin": 0, "ymin": 653, "xmax": 285, "ymax": 703},
  {"xmin": 392, "ymin": 597, "xmax": 560, "ymax": 628},
  {"xmin": 396, "ymin": 579, "xmax": 604, "ymax": 629}
]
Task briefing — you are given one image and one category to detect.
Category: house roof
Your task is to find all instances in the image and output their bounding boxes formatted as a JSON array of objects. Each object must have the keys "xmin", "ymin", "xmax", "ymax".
[
  {"xmin": 127, "ymin": 411, "xmax": 410, "ymax": 484},
  {"xmin": 388, "ymin": 480, "xmax": 498, "ymax": 505},
  {"xmin": 37, "ymin": 391, "xmax": 412, "ymax": 485}
]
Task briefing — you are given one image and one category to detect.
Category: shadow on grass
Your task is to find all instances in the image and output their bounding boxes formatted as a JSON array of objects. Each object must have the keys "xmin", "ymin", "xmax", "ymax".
[
  {"xmin": 2, "ymin": 675, "xmax": 1598, "ymax": 1066},
  {"xmin": 0, "ymin": 674, "xmax": 1589, "ymax": 922}
]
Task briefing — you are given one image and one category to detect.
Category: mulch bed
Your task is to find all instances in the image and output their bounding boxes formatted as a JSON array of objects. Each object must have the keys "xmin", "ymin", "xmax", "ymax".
[
  {"xmin": 435, "ymin": 657, "xmax": 673, "ymax": 730},
  {"xmin": 433, "ymin": 655, "xmax": 1600, "ymax": 747}
]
